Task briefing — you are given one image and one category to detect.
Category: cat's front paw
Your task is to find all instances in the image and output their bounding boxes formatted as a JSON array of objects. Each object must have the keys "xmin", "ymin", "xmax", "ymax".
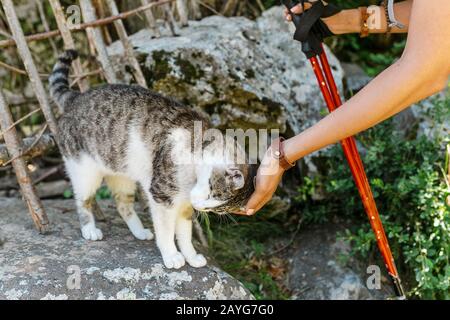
[
  {"xmin": 132, "ymin": 228, "xmax": 154, "ymax": 241},
  {"xmin": 81, "ymin": 224, "xmax": 103, "ymax": 241},
  {"xmin": 186, "ymin": 254, "xmax": 207, "ymax": 268},
  {"xmin": 162, "ymin": 252, "xmax": 185, "ymax": 269}
]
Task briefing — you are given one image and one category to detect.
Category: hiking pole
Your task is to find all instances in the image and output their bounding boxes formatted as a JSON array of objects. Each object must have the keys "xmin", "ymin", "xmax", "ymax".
[{"xmin": 283, "ymin": 0, "xmax": 406, "ymax": 298}]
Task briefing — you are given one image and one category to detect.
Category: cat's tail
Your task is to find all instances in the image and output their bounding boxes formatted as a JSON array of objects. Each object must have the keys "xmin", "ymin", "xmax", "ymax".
[{"xmin": 49, "ymin": 50, "xmax": 80, "ymax": 111}]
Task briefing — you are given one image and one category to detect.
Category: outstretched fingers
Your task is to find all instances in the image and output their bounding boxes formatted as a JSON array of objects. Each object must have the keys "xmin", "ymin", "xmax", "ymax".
[
  {"xmin": 284, "ymin": 2, "xmax": 313, "ymax": 21},
  {"xmin": 244, "ymin": 189, "xmax": 273, "ymax": 216}
]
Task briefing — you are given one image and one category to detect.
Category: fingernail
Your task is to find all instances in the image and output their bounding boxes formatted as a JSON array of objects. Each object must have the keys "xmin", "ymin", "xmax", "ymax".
[{"xmin": 246, "ymin": 209, "xmax": 255, "ymax": 216}]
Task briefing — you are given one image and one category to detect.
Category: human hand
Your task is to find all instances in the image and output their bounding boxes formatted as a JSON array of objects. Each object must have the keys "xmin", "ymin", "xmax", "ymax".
[
  {"xmin": 235, "ymin": 146, "xmax": 286, "ymax": 216},
  {"xmin": 283, "ymin": 1, "xmax": 316, "ymax": 21},
  {"xmin": 283, "ymin": 1, "xmax": 357, "ymax": 35}
]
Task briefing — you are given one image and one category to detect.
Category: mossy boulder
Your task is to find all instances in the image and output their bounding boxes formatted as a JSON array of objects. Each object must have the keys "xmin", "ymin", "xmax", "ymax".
[{"xmin": 107, "ymin": 6, "xmax": 344, "ymax": 141}]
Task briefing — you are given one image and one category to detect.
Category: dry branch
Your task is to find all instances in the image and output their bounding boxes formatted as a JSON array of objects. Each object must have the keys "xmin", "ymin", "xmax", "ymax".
[
  {"xmin": 106, "ymin": 0, "xmax": 148, "ymax": 88},
  {"xmin": 140, "ymin": 0, "xmax": 160, "ymax": 37},
  {"xmin": 2, "ymin": 124, "xmax": 49, "ymax": 167},
  {"xmin": 163, "ymin": 2, "xmax": 179, "ymax": 35},
  {"xmin": 221, "ymin": 0, "xmax": 238, "ymax": 15},
  {"xmin": 0, "ymin": 89, "xmax": 49, "ymax": 233},
  {"xmin": 0, "ymin": 0, "xmax": 175, "ymax": 48},
  {"xmin": 2, "ymin": 0, "xmax": 60, "ymax": 137},
  {"xmin": 190, "ymin": 0, "xmax": 202, "ymax": 20},
  {"xmin": 176, "ymin": 0, "xmax": 189, "ymax": 26},
  {"xmin": 48, "ymin": 0, "xmax": 89, "ymax": 92},
  {"xmin": 35, "ymin": 0, "xmax": 58, "ymax": 55},
  {"xmin": 0, "ymin": 59, "xmax": 101, "ymax": 81},
  {"xmin": 0, "ymin": 133, "xmax": 56, "ymax": 166},
  {"xmin": 197, "ymin": 1, "xmax": 222, "ymax": 16},
  {"xmin": 80, "ymin": 0, "xmax": 117, "ymax": 83},
  {"xmin": 0, "ymin": 108, "xmax": 41, "ymax": 139}
]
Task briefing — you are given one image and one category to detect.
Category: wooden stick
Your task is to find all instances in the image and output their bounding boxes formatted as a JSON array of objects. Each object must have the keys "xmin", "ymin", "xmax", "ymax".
[
  {"xmin": 0, "ymin": 89, "xmax": 49, "ymax": 233},
  {"xmin": 256, "ymin": 0, "xmax": 266, "ymax": 11},
  {"xmin": 221, "ymin": 0, "xmax": 238, "ymax": 16},
  {"xmin": 197, "ymin": 1, "xmax": 222, "ymax": 16},
  {"xmin": 176, "ymin": 0, "xmax": 189, "ymax": 27},
  {"xmin": 0, "ymin": 0, "xmax": 174, "ymax": 49},
  {"xmin": 190, "ymin": 0, "xmax": 202, "ymax": 20},
  {"xmin": 163, "ymin": 2, "xmax": 179, "ymax": 36},
  {"xmin": 80, "ymin": 0, "xmax": 117, "ymax": 83},
  {"xmin": 94, "ymin": 0, "xmax": 113, "ymax": 45},
  {"xmin": 35, "ymin": 0, "xmax": 58, "ymax": 56},
  {"xmin": 140, "ymin": 0, "xmax": 161, "ymax": 37},
  {"xmin": 0, "ymin": 133, "xmax": 56, "ymax": 166},
  {"xmin": 48, "ymin": 0, "xmax": 89, "ymax": 92},
  {"xmin": 0, "ymin": 59, "xmax": 101, "ymax": 81},
  {"xmin": 0, "ymin": 108, "xmax": 41, "ymax": 139},
  {"xmin": 0, "ymin": 59, "xmax": 29, "ymax": 75},
  {"xmin": 33, "ymin": 165, "xmax": 62, "ymax": 185},
  {"xmin": 2, "ymin": 0, "xmax": 60, "ymax": 138},
  {"xmin": 106, "ymin": 0, "xmax": 148, "ymax": 88},
  {"xmin": 2, "ymin": 124, "xmax": 49, "ymax": 167},
  {"xmin": 69, "ymin": 68, "xmax": 102, "ymax": 87}
]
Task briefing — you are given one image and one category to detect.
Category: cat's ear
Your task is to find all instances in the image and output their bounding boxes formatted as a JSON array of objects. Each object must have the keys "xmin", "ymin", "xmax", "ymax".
[{"xmin": 226, "ymin": 168, "xmax": 245, "ymax": 191}]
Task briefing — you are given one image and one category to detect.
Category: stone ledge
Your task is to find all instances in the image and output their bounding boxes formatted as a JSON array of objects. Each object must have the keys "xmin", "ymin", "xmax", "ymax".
[{"xmin": 0, "ymin": 198, "xmax": 252, "ymax": 300}]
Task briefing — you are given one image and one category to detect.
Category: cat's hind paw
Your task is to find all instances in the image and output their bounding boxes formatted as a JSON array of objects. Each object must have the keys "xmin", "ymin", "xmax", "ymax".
[
  {"xmin": 132, "ymin": 228, "xmax": 154, "ymax": 241},
  {"xmin": 186, "ymin": 254, "xmax": 207, "ymax": 268},
  {"xmin": 81, "ymin": 224, "xmax": 103, "ymax": 241},
  {"xmin": 162, "ymin": 252, "xmax": 185, "ymax": 269}
]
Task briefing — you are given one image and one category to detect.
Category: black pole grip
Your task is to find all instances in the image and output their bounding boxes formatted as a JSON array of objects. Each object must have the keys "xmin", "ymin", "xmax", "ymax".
[{"xmin": 282, "ymin": 0, "xmax": 340, "ymax": 58}]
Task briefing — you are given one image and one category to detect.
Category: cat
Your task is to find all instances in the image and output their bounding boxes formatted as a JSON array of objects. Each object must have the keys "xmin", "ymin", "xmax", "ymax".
[{"xmin": 49, "ymin": 50, "xmax": 256, "ymax": 269}]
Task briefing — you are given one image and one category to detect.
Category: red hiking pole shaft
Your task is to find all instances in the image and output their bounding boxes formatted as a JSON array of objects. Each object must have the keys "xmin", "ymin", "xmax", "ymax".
[{"xmin": 309, "ymin": 52, "xmax": 405, "ymax": 297}]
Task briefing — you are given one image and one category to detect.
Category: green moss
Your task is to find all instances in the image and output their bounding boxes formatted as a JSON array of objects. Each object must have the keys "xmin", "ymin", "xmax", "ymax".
[
  {"xmin": 203, "ymin": 209, "xmax": 293, "ymax": 300},
  {"xmin": 245, "ymin": 68, "xmax": 255, "ymax": 79},
  {"xmin": 228, "ymin": 70, "xmax": 241, "ymax": 82},
  {"xmin": 205, "ymin": 87, "xmax": 285, "ymax": 132},
  {"xmin": 153, "ymin": 75, "xmax": 196, "ymax": 105},
  {"xmin": 144, "ymin": 50, "xmax": 173, "ymax": 85},
  {"xmin": 143, "ymin": 51, "xmax": 285, "ymax": 132},
  {"xmin": 174, "ymin": 54, "xmax": 205, "ymax": 85}
]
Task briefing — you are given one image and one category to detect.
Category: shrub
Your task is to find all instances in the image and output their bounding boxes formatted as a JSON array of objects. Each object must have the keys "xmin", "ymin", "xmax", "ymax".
[{"xmin": 296, "ymin": 96, "xmax": 450, "ymax": 299}]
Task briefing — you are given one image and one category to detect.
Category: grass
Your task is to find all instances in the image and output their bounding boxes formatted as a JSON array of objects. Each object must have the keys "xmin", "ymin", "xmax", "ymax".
[{"xmin": 202, "ymin": 209, "xmax": 299, "ymax": 300}]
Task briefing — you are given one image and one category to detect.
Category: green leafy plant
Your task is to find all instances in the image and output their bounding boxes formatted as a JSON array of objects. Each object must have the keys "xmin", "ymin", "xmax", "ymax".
[
  {"xmin": 295, "ymin": 96, "xmax": 450, "ymax": 299},
  {"xmin": 203, "ymin": 211, "xmax": 293, "ymax": 299}
]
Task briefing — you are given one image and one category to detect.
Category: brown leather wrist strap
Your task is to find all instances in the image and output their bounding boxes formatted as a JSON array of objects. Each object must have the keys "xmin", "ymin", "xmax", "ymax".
[
  {"xmin": 359, "ymin": 6, "xmax": 370, "ymax": 38},
  {"xmin": 271, "ymin": 137, "xmax": 295, "ymax": 171}
]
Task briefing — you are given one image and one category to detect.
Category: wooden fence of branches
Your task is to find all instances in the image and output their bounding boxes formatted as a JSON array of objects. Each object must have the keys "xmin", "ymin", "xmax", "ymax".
[{"xmin": 0, "ymin": 0, "xmax": 202, "ymax": 233}]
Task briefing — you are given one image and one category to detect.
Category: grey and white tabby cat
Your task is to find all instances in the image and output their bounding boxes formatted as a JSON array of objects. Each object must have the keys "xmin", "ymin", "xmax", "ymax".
[{"xmin": 49, "ymin": 50, "xmax": 256, "ymax": 269}]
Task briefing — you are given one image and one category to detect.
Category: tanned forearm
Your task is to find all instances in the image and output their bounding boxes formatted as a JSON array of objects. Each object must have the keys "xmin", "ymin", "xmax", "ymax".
[
  {"xmin": 325, "ymin": 0, "xmax": 412, "ymax": 34},
  {"xmin": 284, "ymin": 0, "xmax": 450, "ymax": 163}
]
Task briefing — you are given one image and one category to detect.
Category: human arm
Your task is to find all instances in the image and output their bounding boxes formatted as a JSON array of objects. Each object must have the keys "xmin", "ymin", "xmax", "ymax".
[
  {"xmin": 244, "ymin": 0, "xmax": 450, "ymax": 215},
  {"xmin": 285, "ymin": 0, "xmax": 413, "ymax": 34}
]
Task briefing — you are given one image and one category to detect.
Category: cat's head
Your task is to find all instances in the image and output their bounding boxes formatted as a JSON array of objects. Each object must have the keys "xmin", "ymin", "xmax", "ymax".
[{"xmin": 190, "ymin": 163, "xmax": 257, "ymax": 214}]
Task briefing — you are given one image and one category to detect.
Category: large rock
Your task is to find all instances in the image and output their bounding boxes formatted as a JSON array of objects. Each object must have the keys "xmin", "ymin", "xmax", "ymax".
[
  {"xmin": 0, "ymin": 198, "xmax": 252, "ymax": 300},
  {"xmin": 107, "ymin": 6, "xmax": 344, "ymax": 137},
  {"xmin": 287, "ymin": 221, "xmax": 394, "ymax": 300}
]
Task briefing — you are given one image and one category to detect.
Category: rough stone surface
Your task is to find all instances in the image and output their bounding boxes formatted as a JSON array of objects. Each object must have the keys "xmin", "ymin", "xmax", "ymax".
[
  {"xmin": 341, "ymin": 62, "xmax": 372, "ymax": 94},
  {"xmin": 107, "ymin": 6, "xmax": 344, "ymax": 138},
  {"xmin": 391, "ymin": 91, "xmax": 449, "ymax": 140},
  {"xmin": 0, "ymin": 198, "xmax": 252, "ymax": 300},
  {"xmin": 410, "ymin": 92, "xmax": 449, "ymax": 138},
  {"xmin": 288, "ymin": 221, "xmax": 394, "ymax": 300}
]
